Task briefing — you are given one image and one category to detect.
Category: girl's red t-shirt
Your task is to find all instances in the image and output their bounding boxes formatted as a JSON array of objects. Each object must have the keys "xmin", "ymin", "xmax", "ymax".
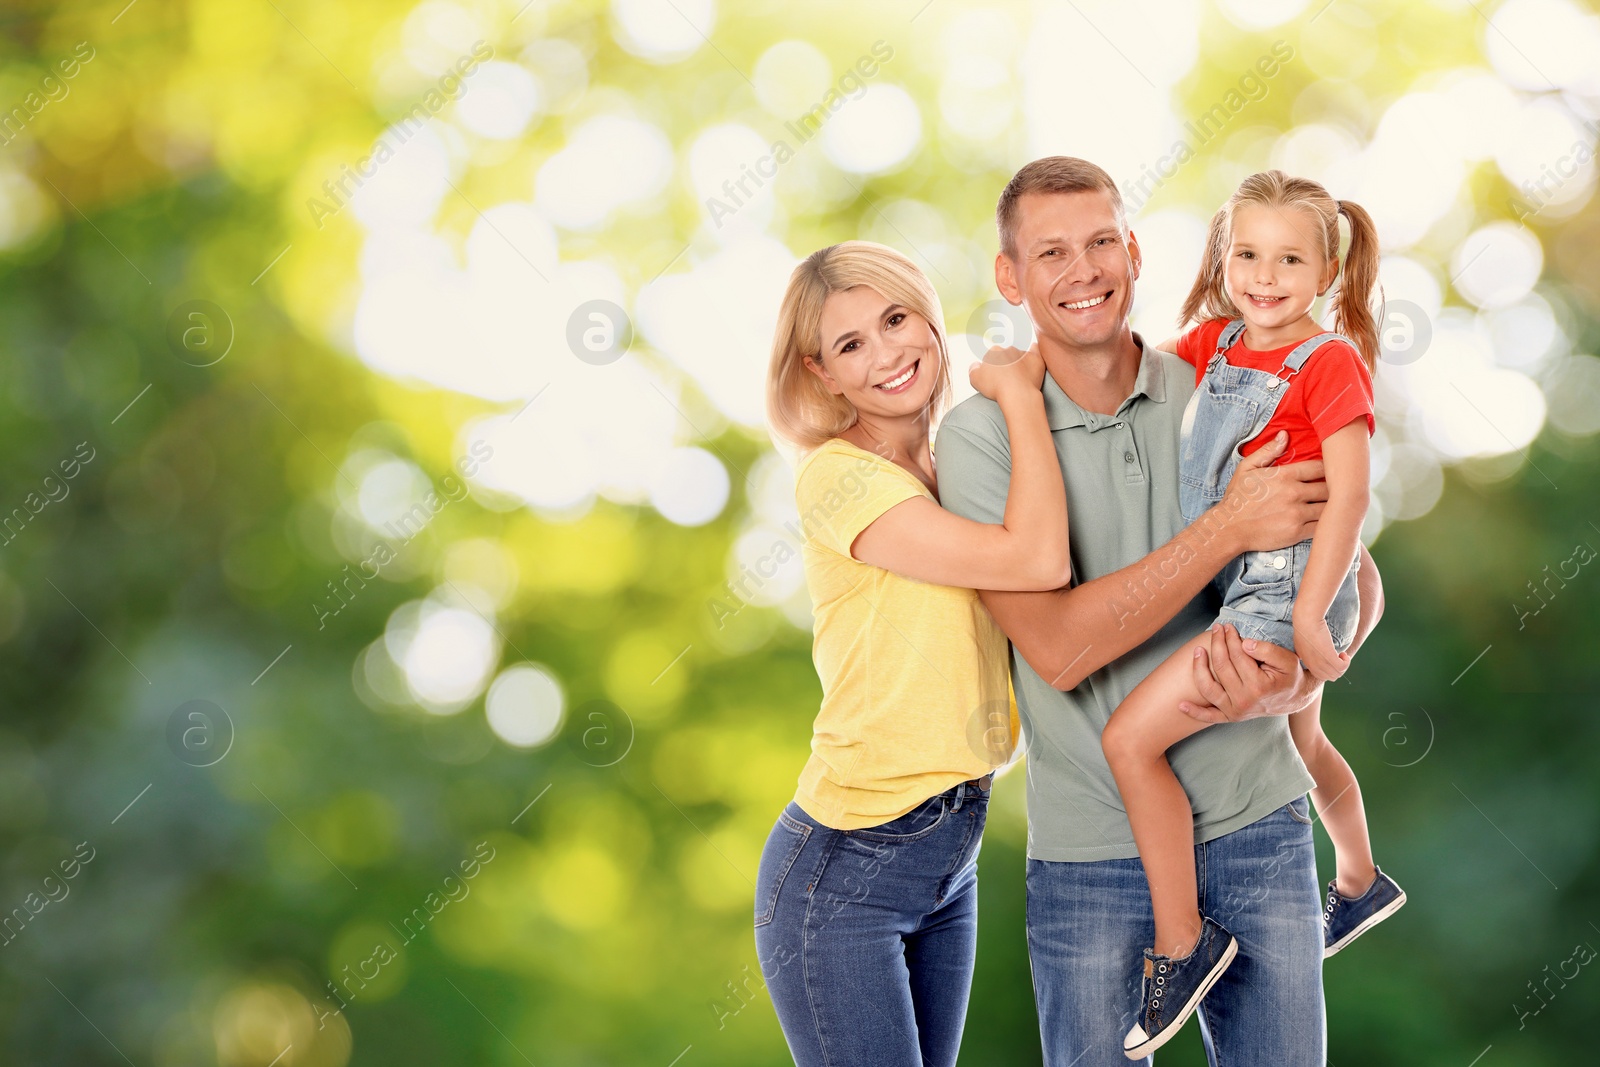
[{"xmin": 1173, "ymin": 318, "xmax": 1375, "ymax": 465}]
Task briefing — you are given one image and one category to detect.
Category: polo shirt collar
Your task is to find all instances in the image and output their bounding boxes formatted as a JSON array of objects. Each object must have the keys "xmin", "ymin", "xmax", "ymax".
[{"xmin": 1042, "ymin": 332, "xmax": 1167, "ymax": 431}]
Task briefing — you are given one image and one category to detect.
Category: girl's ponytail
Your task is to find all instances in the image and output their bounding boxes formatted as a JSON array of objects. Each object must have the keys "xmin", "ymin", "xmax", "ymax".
[
  {"xmin": 1178, "ymin": 205, "xmax": 1236, "ymax": 328},
  {"xmin": 1333, "ymin": 199, "xmax": 1382, "ymax": 373}
]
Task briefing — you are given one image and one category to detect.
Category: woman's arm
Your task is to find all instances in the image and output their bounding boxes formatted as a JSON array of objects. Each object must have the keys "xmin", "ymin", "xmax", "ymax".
[
  {"xmin": 851, "ymin": 347, "xmax": 1071, "ymax": 592},
  {"xmin": 1292, "ymin": 418, "xmax": 1370, "ymax": 680}
]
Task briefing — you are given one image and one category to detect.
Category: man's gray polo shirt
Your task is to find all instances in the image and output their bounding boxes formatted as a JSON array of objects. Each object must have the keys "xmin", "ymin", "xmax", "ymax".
[{"xmin": 935, "ymin": 335, "xmax": 1315, "ymax": 862}]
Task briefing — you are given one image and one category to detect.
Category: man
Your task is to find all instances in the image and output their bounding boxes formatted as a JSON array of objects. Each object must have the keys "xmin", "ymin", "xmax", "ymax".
[{"xmin": 936, "ymin": 157, "xmax": 1384, "ymax": 1066}]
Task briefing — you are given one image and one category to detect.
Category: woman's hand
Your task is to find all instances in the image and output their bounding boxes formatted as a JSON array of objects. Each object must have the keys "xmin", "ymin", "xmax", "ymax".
[
  {"xmin": 969, "ymin": 342, "xmax": 1045, "ymax": 403},
  {"xmin": 1292, "ymin": 607, "xmax": 1351, "ymax": 682}
]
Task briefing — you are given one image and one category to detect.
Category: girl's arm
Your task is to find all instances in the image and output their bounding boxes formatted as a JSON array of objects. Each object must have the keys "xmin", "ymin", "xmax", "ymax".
[
  {"xmin": 851, "ymin": 348, "xmax": 1071, "ymax": 592},
  {"xmin": 1292, "ymin": 418, "xmax": 1370, "ymax": 680}
]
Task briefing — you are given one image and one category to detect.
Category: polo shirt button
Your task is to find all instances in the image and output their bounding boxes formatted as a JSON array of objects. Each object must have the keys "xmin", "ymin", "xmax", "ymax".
[
  {"xmin": 1273, "ymin": 555, "xmax": 1287, "ymax": 569},
  {"xmin": 1124, "ymin": 452, "xmax": 1135, "ymax": 463}
]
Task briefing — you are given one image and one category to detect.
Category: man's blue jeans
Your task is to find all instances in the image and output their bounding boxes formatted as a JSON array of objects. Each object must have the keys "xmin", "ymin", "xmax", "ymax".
[
  {"xmin": 1027, "ymin": 796, "xmax": 1325, "ymax": 1066},
  {"xmin": 754, "ymin": 781, "xmax": 989, "ymax": 1067}
]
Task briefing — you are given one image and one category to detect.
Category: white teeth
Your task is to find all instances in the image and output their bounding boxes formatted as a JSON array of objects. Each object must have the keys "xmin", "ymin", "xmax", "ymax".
[
  {"xmin": 1064, "ymin": 293, "xmax": 1109, "ymax": 310},
  {"xmin": 878, "ymin": 363, "xmax": 916, "ymax": 390}
]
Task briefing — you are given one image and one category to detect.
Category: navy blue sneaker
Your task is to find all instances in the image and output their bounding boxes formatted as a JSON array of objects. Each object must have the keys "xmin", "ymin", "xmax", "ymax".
[
  {"xmin": 1122, "ymin": 916, "xmax": 1238, "ymax": 1059},
  {"xmin": 1323, "ymin": 865, "xmax": 1406, "ymax": 958}
]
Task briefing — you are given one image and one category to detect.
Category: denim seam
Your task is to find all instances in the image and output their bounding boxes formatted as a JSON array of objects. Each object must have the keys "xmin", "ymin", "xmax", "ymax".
[
  {"xmin": 799, "ymin": 829, "xmax": 843, "ymax": 1067},
  {"xmin": 933, "ymin": 807, "xmax": 980, "ymax": 907},
  {"xmin": 755, "ymin": 815, "xmax": 811, "ymax": 928}
]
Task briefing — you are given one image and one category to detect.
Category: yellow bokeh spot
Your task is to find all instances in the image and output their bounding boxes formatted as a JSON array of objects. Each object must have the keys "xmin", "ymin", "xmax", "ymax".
[
  {"xmin": 651, "ymin": 727, "xmax": 719, "ymax": 805},
  {"xmin": 538, "ymin": 843, "xmax": 626, "ymax": 930},
  {"xmin": 511, "ymin": 509, "xmax": 640, "ymax": 597},
  {"xmin": 212, "ymin": 981, "xmax": 351, "ymax": 1067},
  {"xmin": 603, "ymin": 630, "xmax": 687, "ymax": 719},
  {"xmin": 679, "ymin": 829, "xmax": 758, "ymax": 914}
]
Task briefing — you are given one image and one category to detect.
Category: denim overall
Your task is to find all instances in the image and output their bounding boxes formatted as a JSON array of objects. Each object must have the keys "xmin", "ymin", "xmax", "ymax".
[{"xmin": 1178, "ymin": 318, "xmax": 1361, "ymax": 654}]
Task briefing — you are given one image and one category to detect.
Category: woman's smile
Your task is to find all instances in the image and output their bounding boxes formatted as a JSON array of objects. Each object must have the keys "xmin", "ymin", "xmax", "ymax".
[{"xmin": 874, "ymin": 359, "xmax": 921, "ymax": 394}]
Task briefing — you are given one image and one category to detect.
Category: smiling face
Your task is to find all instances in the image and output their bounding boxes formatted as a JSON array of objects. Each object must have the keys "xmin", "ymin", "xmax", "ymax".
[
  {"xmin": 998, "ymin": 189, "xmax": 1141, "ymax": 352},
  {"xmin": 1223, "ymin": 203, "xmax": 1339, "ymax": 339},
  {"xmin": 805, "ymin": 285, "xmax": 943, "ymax": 424}
]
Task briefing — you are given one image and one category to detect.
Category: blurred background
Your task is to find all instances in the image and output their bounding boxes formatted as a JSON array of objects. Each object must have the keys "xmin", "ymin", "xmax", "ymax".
[{"xmin": 0, "ymin": 0, "xmax": 1596, "ymax": 1063}]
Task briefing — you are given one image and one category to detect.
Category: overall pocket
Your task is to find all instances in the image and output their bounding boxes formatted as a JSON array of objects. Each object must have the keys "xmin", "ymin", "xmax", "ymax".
[
  {"xmin": 1227, "ymin": 547, "xmax": 1299, "ymax": 624},
  {"xmin": 754, "ymin": 809, "xmax": 811, "ymax": 928}
]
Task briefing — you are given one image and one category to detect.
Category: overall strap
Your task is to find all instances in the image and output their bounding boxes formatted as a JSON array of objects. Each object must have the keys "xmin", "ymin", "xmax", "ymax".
[
  {"xmin": 1278, "ymin": 331, "xmax": 1350, "ymax": 382},
  {"xmin": 1209, "ymin": 318, "xmax": 1247, "ymax": 369}
]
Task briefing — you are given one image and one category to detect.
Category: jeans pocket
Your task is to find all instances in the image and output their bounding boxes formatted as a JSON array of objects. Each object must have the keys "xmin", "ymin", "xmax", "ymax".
[
  {"xmin": 754, "ymin": 809, "xmax": 811, "ymax": 928},
  {"xmin": 847, "ymin": 795, "xmax": 950, "ymax": 842},
  {"xmin": 1284, "ymin": 794, "xmax": 1313, "ymax": 824}
]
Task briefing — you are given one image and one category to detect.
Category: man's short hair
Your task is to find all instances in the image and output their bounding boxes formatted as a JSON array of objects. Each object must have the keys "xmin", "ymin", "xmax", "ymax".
[{"xmin": 996, "ymin": 156, "xmax": 1126, "ymax": 259}]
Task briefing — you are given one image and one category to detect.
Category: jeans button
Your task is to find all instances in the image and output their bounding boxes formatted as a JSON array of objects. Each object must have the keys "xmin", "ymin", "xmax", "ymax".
[{"xmin": 1273, "ymin": 555, "xmax": 1287, "ymax": 569}]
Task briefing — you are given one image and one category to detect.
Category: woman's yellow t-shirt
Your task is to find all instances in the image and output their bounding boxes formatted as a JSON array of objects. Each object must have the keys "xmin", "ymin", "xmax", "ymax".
[{"xmin": 791, "ymin": 438, "xmax": 1017, "ymax": 830}]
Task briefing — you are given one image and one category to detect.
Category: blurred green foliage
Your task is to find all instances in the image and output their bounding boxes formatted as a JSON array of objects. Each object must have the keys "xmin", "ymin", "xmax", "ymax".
[{"xmin": 0, "ymin": 1, "xmax": 1595, "ymax": 1065}]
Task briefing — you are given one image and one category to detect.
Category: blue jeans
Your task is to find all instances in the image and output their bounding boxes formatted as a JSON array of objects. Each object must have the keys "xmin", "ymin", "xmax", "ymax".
[
  {"xmin": 1027, "ymin": 797, "xmax": 1324, "ymax": 1066},
  {"xmin": 753, "ymin": 781, "xmax": 990, "ymax": 1067}
]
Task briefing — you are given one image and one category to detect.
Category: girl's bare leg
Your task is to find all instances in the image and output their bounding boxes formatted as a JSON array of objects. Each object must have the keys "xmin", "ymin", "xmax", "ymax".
[
  {"xmin": 1101, "ymin": 633, "xmax": 1217, "ymax": 958},
  {"xmin": 1288, "ymin": 693, "xmax": 1376, "ymax": 896}
]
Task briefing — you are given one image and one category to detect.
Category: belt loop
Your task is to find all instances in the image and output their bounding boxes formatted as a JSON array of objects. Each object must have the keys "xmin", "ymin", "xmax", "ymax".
[{"xmin": 950, "ymin": 785, "xmax": 964, "ymax": 814}]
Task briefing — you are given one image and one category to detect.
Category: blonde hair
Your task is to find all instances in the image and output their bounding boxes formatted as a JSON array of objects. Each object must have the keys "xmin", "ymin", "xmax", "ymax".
[
  {"xmin": 766, "ymin": 241, "xmax": 952, "ymax": 451},
  {"xmin": 1178, "ymin": 169, "xmax": 1383, "ymax": 372},
  {"xmin": 997, "ymin": 156, "xmax": 1126, "ymax": 260}
]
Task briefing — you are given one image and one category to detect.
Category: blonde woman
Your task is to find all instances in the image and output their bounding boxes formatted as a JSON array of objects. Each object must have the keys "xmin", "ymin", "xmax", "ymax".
[{"xmin": 754, "ymin": 240, "xmax": 1070, "ymax": 1067}]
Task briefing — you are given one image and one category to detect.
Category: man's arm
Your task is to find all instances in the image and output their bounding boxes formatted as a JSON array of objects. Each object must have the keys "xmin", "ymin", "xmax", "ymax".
[{"xmin": 975, "ymin": 431, "xmax": 1327, "ymax": 690}]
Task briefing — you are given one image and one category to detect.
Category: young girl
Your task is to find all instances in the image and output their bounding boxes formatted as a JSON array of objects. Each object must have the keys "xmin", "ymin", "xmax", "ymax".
[
  {"xmin": 756, "ymin": 240, "xmax": 1070, "ymax": 1067},
  {"xmin": 1100, "ymin": 171, "xmax": 1406, "ymax": 1058}
]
